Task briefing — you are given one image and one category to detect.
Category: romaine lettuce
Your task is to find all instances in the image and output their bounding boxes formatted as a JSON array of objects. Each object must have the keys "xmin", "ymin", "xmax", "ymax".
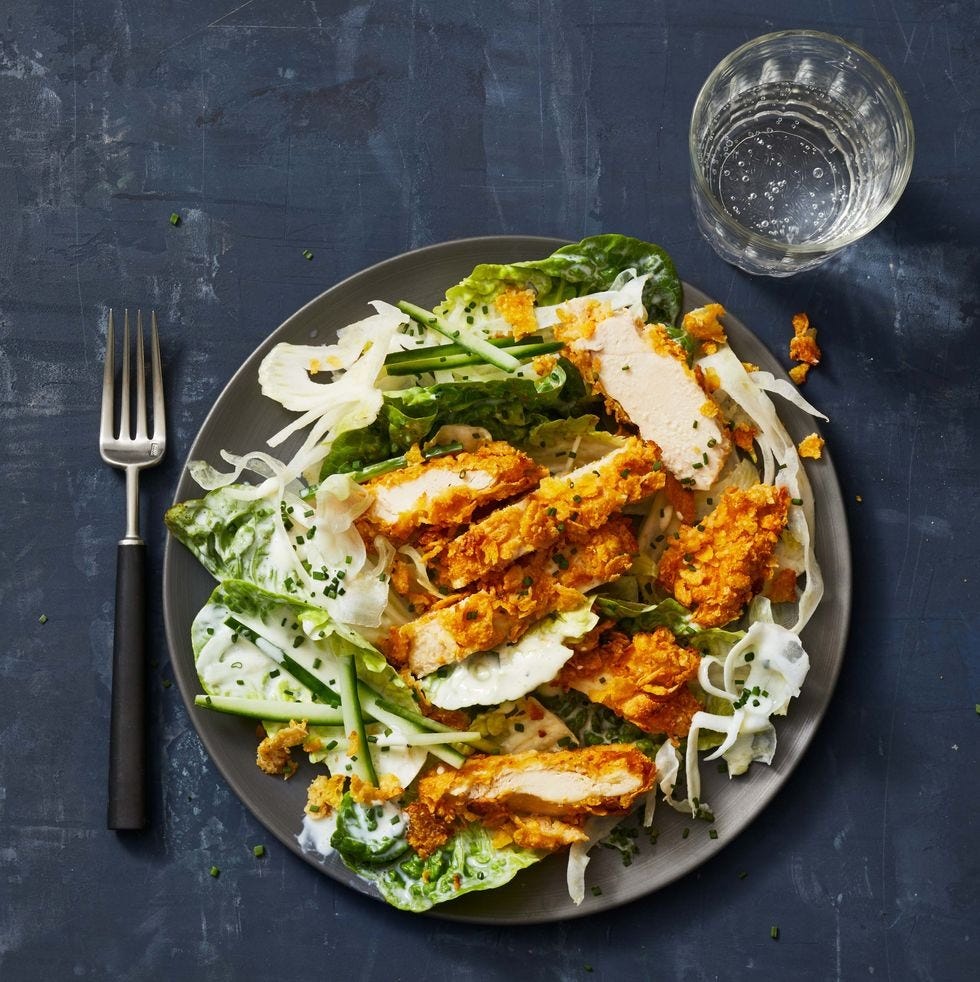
[
  {"xmin": 346, "ymin": 821, "xmax": 544, "ymax": 912},
  {"xmin": 443, "ymin": 234, "xmax": 683, "ymax": 328},
  {"xmin": 330, "ymin": 794, "xmax": 410, "ymax": 865},
  {"xmin": 318, "ymin": 359, "xmax": 595, "ymax": 478}
]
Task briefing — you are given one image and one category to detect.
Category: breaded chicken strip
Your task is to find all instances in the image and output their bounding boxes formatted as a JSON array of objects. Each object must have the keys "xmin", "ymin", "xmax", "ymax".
[
  {"xmin": 553, "ymin": 300, "xmax": 731, "ymax": 490},
  {"xmin": 417, "ymin": 744, "xmax": 656, "ymax": 820},
  {"xmin": 357, "ymin": 441, "xmax": 545, "ymax": 544},
  {"xmin": 389, "ymin": 516, "xmax": 637, "ymax": 677},
  {"xmin": 440, "ymin": 438, "xmax": 663, "ymax": 589},
  {"xmin": 558, "ymin": 628, "xmax": 701, "ymax": 739},
  {"xmin": 657, "ymin": 483, "xmax": 790, "ymax": 628}
]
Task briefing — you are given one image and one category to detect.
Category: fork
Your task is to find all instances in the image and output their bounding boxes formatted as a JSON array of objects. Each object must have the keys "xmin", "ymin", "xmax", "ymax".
[{"xmin": 99, "ymin": 309, "xmax": 166, "ymax": 830}]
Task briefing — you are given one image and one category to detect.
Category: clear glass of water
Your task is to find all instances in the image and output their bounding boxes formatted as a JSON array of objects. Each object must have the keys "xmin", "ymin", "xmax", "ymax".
[{"xmin": 689, "ymin": 31, "xmax": 914, "ymax": 276}]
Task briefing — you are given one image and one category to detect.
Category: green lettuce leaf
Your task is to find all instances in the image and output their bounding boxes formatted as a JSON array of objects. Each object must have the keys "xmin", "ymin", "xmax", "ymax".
[
  {"xmin": 519, "ymin": 414, "xmax": 625, "ymax": 474},
  {"xmin": 346, "ymin": 821, "xmax": 544, "ymax": 912},
  {"xmin": 319, "ymin": 359, "xmax": 595, "ymax": 479},
  {"xmin": 443, "ymin": 234, "xmax": 683, "ymax": 328},
  {"xmin": 330, "ymin": 794, "xmax": 411, "ymax": 865},
  {"xmin": 191, "ymin": 579, "xmax": 416, "ymax": 713},
  {"xmin": 166, "ymin": 490, "xmax": 279, "ymax": 587},
  {"xmin": 536, "ymin": 688, "xmax": 662, "ymax": 758},
  {"xmin": 593, "ymin": 596, "xmax": 700, "ymax": 637}
]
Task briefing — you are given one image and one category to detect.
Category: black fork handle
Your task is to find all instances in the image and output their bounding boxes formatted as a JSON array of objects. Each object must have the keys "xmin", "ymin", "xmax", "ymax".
[{"xmin": 107, "ymin": 540, "xmax": 147, "ymax": 830}]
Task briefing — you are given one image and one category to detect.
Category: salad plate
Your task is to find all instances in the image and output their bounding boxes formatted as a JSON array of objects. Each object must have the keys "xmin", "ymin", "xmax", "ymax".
[{"xmin": 162, "ymin": 235, "xmax": 850, "ymax": 922}]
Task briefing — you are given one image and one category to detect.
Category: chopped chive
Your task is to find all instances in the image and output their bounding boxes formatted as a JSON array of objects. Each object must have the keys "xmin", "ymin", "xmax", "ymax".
[
  {"xmin": 682, "ymin": 827, "xmax": 690, "ymax": 839},
  {"xmin": 739, "ymin": 871, "xmax": 748, "ymax": 879},
  {"xmin": 744, "ymin": 652, "xmax": 755, "ymax": 662},
  {"xmin": 252, "ymin": 844, "xmax": 265, "ymax": 857},
  {"xmin": 791, "ymin": 497, "xmax": 803, "ymax": 506},
  {"xmin": 302, "ymin": 248, "xmax": 314, "ymax": 260},
  {"xmin": 770, "ymin": 925, "xmax": 779, "ymax": 940},
  {"xmin": 209, "ymin": 865, "xmax": 220, "ymax": 878},
  {"xmin": 169, "ymin": 212, "xmax": 181, "ymax": 226},
  {"xmin": 38, "ymin": 613, "xmax": 48, "ymax": 624},
  {"xmin": 708, "ymin": 829, "xmax": 718, "ymax": 839},
  {"xmin": 707, "ymin": 438, "xmax": 717, "ymax": 447},
  {"xmin": 162, "ymin": 678, "xmax": 172, "ymax": 689},
  {"xmin": 590, "ymin": 885, "xmax": 603, "ymax": 896},
  {"xmin": 652, "ymin": 460, "xmax": 662, "ymax": 471}
]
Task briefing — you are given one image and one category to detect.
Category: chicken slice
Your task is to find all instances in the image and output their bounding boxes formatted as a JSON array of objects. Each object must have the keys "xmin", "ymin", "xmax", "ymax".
[
  {"xmin": 558, "ymin": 628, "xmax": 701, "ymax": 739},
  {"xmin": 657, "ymin": 483, "xmax": 791, "ymax": 628},
  {"xmin": 417, "ymin": 744, "xmax": 656, "ymax": 820},
  {"xmin": 553, "ymin": 301, "xmax": 731, "ymax": 490},
  {"xmin": 440, "ymin": 438, "xmax": 663, "ymax": 589},
  {"xmin": 390, "ymin": 515, "xmax": 637, "ymax": 677},
  {"xmin": 357, "ymin": 441, "xmax": 546, "ymax": 544},
  {"xmin": 493, "ymin": 814, "xmax": 589, "ymax": 851}
]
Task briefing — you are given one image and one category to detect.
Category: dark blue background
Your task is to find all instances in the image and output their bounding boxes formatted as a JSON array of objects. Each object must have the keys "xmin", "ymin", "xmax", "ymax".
[{"xmin": 2, "ymin": 1, "xmax": 977, "ymax": 979}]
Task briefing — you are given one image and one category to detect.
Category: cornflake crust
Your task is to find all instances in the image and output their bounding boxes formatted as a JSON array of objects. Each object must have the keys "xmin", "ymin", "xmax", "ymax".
[{"xmin": 798, "ymin": 433, "xmax": 825, "ymax": 459}]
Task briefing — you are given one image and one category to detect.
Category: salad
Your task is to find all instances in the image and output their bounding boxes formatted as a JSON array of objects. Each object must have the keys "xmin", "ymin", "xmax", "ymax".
[{"xmin": 166, "ymin": 235, "xmax": 827, "ymax": 912}]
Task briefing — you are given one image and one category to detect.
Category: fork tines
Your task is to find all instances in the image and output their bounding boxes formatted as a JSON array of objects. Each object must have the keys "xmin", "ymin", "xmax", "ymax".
[{"xmin": 100, "ymin": 309, "xmax": 166, "ymax": 458}]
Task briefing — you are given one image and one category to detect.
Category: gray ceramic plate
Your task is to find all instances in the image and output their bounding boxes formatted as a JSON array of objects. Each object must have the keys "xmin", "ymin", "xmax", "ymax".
[{"xmin": 163, "ymin": 235, "xmax": 851, "ymax": 923}]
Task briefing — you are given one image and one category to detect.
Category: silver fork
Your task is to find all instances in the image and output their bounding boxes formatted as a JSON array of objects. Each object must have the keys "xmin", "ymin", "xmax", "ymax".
[{"xmin": 100, "ymin": 309, "xmax": 166, "ymax": 830}]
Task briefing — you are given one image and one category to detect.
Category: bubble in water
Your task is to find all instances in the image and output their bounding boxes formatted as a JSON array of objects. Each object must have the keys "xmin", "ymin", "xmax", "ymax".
[
  {"xmin": 747, "ymin": 192, "xmax": 757, "ymax": 200},
  {"xmin": 813, "ymin": 167, "xmax": 824, "ymax": 178},
  {"xmin": 741, "ymin": 175, "xmax": 749, "ymax": 182}
]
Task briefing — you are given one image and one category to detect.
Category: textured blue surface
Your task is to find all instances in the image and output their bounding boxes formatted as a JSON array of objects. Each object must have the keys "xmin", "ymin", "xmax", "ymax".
[{"xmin": 1, "ymin": 1, "xmax": 978, "ymax": 979}]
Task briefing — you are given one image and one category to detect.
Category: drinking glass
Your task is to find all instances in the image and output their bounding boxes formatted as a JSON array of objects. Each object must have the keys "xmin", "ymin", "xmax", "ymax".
[{"xmin": 689, "ymin": 31, "xmax": 914, "ymax": 276}]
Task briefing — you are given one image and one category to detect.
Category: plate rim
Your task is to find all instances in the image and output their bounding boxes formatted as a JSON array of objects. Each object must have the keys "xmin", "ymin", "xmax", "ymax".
[{"xmin": 162, "ymin": 234, "xmax": 852, "ymax": 923}]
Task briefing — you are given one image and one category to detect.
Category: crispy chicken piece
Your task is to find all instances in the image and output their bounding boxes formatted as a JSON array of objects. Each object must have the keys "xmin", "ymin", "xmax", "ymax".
[
  {"xmin": 357, "ymin": 441, "xmax": 545, "ymax": 544},
  {"xmin": 390, "ymin": 516, "xmax": 637, "ymax": 677},
  {"xmin": 657, "ymin": 483, "xmax": 791, "ymax": 628},
  {"xmin": 440, "ymin": 438, "xmax": 663, "ymax": 589},
  {"xmin": 488, "ymin": 814, "xmax": 588, "ymax": 851},
  {"xmin": 664, "ymin": 473, "xmax": 697, "ymax": 524},
  {"xmin": 558, "ymin": 628, "xmax": 701, "ymax": 739},
  {"xmin": 256, "ymin": 720, "xmax": 308, "ymax": 778},
  {"xmin": 404, "ymin": 799, "xmax": 456, "ymax": 858},
  {"xmin": 305, "ymin": 773, "xmax": 346, "ymax": 816},
  {"xmin": 417, "ymin": 745, "xmax": 656, "ymax": 821},
  {"xmin": 553, "ymin": 301, "xmax": 731, "ymax": 490}
]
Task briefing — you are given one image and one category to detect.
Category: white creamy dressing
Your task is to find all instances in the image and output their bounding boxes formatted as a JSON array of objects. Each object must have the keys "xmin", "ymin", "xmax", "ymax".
[
  {"xmin": 195, "ymin": 611, "xmax": 316, "ymax": 701},
  {"xmin": 420, "ymin": 604, "xmax": 598, "ymax": 710},
  {"xmin": 297, "ymin": 809, "xmax": 340, "ymax": 858}
]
